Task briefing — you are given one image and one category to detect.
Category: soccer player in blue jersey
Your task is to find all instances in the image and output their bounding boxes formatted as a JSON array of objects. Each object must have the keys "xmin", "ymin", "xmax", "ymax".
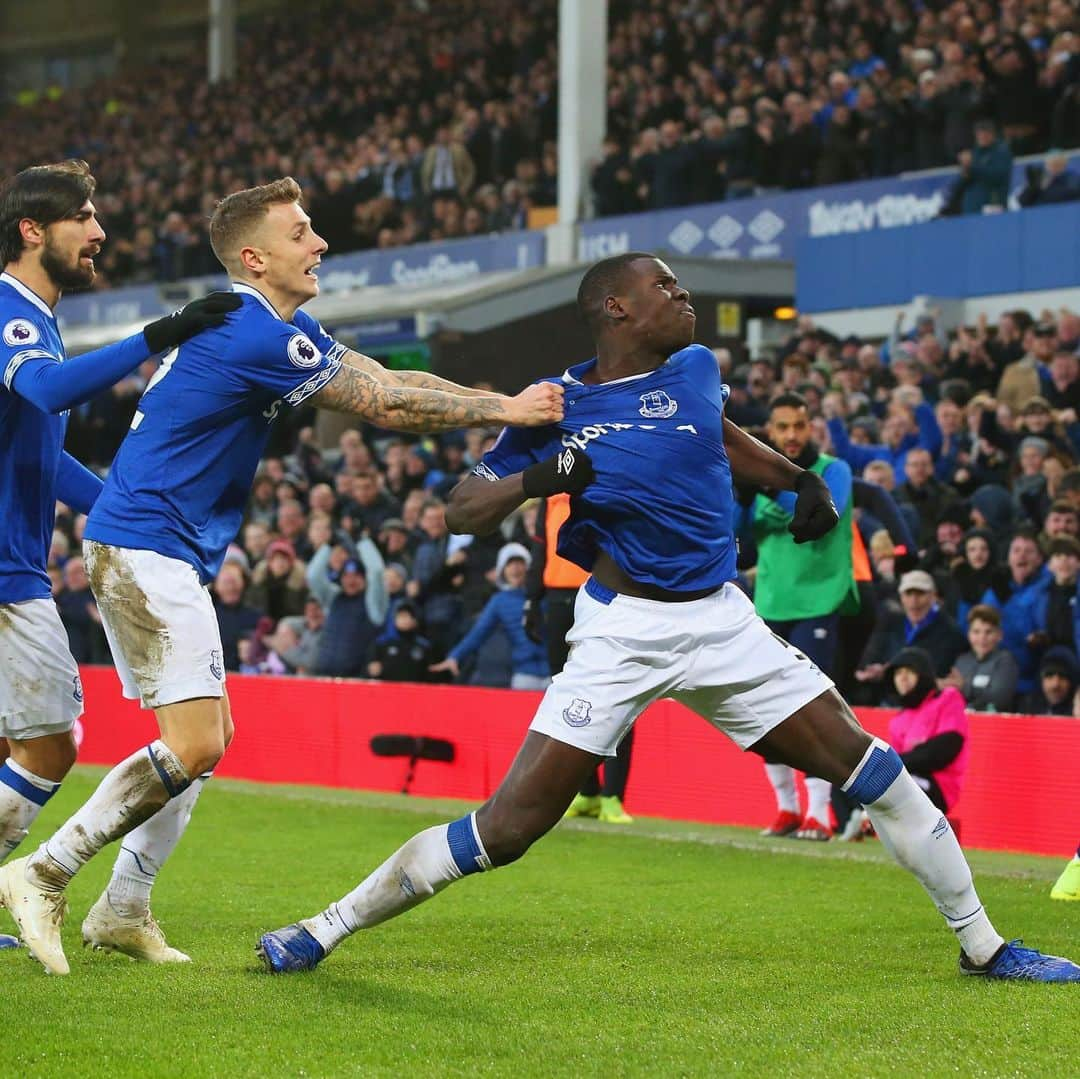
[
  {"xmin": 0, "ymin": 160, "xmax": 239, "ymax": 962},
  {"xmin": 259, "ymin": 252, "xmax": 1079, "ymax": 983},
  {"xmin": 0, "ymin": 177, "xmax": 562, "ymax": 975}
]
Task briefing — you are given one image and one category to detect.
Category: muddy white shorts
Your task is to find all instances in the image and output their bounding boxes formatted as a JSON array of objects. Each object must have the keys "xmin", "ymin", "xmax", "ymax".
[
  {"xmin": 531, "ymin": 578, "xmax": 834, "ymax": 757},
  {"xmin": 84, "ymin": 541, "xmax": 225, "ymax": 710},
  {"xmin": 0, "ymin": 598, "xmax": 83, "ymax": 740}
]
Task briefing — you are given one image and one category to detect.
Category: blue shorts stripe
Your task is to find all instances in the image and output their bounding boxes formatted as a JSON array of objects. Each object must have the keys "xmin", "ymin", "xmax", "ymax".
[
  {"xmin": 847, "ymin": 745, "xmax": 904, "ymax": 805},
  {"xmin": 0, "ymin": 762, "xmax": 55, "ymax": 807},
  {"xmin": 446, "ymin": 815, "xmax": 484, "ymax": 876},
  {"xmin": 584, "ymin": 577, "xmax": 616, "ymax": 605}
]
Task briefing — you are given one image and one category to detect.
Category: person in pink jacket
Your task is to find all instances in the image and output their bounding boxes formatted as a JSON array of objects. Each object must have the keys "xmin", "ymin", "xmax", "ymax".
[{"xmin": 836, "ymin": 646, "xmax": 969, "ymax": 837}]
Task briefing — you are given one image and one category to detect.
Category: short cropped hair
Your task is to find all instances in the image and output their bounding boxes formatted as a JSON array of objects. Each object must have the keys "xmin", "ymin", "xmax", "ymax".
[
  {"xmin": 209, "ymin": 176, "xmax": 303, "ymax": 272},
  {"xmin": 576, "ymin": 251, "xmax": 656, "ymax": 332},
  {"xmin": 967, "ymin": 604, "xmax": 1001, "ymax": 629},
  {"xmin": 0, "ymin": 159, "xmax": 96, "ymax": 266},
  {"xmin": 769, "ymin": 391, "xmax": 809, "ymax": 414}
]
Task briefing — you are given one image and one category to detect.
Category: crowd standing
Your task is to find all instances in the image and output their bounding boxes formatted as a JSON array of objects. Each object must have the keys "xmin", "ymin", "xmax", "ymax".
[{"xmin": 3, "ymin": 1, "xmax": 1080, "ymax": 288}]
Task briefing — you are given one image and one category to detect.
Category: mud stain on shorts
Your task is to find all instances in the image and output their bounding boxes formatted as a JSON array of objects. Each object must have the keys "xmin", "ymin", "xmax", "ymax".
[{"xmin": 85, "ymin": 544, "xmax": 170, "ymax": 689}]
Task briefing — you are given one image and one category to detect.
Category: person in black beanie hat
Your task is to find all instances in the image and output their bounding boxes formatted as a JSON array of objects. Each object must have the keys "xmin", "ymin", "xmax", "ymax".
[
  {"xmin": 1021, "ymin": 646, "xmax": 1078, "ymax": 716},
  {"xmin": 948, "ymin": 527, "xmax": 1009, "ymax": 629}
]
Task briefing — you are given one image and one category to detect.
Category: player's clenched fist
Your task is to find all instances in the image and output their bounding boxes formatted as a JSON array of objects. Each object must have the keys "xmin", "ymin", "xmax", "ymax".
[
  {"xmin": 521, "ymin": 446, "xmax": 595, "ymax": 498},
  {"xmin": 508, "ymin": 382, "xmax": 565, "ymax": 426},
  {"xmin": 788, "ymin": 470, "xmax": 838, "ymax": 543}
]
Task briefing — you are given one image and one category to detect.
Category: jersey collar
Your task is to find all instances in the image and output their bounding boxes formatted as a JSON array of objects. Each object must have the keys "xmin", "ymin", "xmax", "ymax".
[
  {"xmin": 561, "ymin": 356, "xmax": 665, "ymax": 387},
  {"xmin": 230, "ymin": 281, "xmax": 283, "ymax": 321},
  {"xmin": 0, "ymin": 272, "xmax": 56, "ymax": 320}
]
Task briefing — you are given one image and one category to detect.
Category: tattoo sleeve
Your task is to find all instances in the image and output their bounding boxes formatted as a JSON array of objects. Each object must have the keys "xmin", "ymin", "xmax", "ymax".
[{"xmin": 309, "ymin": 363, "xmax": 514, "ymax": 432}]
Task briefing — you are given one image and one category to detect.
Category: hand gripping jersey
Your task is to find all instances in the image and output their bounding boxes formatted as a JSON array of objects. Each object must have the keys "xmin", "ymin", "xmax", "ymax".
[
  {"xmin": 475, "ymin": 343, "xmax": 736, "ymax": 592},
  {"xmin": 85, "ymin": 284, "xmax": 345, "ymax": 583},
  {"xmin": 0, "ymin": 273, "xmax": 69, "ymax": 601}
]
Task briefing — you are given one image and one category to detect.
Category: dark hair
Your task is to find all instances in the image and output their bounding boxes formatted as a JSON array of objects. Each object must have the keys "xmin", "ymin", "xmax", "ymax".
[
  {"xmin": 576, "ymin": 251, "xmax": 656, "ymax": 332},
  {"xmin": 1059, "ymin": 468, "xmax": 1080, "ymax": 494},
  {"xmin": 966, "ymin": 604, "xmax": 1001, "ymax": 629},
  {"xmin": 769, "ymin": 391, "xmax": 809, "ymax": 414},
  {"xmin": 0, "ymin": 159, "xmax": 96, "ymax": 266}
]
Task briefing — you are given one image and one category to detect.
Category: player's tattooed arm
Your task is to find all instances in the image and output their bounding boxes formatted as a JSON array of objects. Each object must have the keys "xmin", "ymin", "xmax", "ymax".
[
  {"xmin": 722, "ymin": 417, "xmax": 802, "ymax": 490},
  {"xmin": 341, "ymin": 349, "xmax": 494, "ymax": 396},
  {"xmin": 445, "ymin": 473, "xmax": 527, "ymax": 535},
  {"xmin": 308, "ymin": 364, "xmax": 565, "ymax": 433}
]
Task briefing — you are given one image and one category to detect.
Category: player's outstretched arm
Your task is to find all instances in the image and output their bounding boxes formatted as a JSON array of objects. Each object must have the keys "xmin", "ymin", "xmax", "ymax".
[
  {"xmin": 446, "ymin": 447, "xmax": 594, "ymax": 535},
  {"xmin": 307, "ymin": 364, "xmax": 564, "ymax": 433},
  {"xmin": 341, "ymin": 349, "xmax": 495, "ymax": 397},
  {"xmin": 723, "ymin": 417, "xmax": 838, "ymax": 543},
  {"xmin": 7, "ymin": 292, "xmax": 240, "ymax": 414}
]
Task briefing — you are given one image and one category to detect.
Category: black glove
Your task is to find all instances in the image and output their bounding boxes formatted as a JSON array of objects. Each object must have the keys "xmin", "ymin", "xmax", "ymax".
[
  {"xmin": 521, "ymin": 447, "xmax": 595, "ymax": 499},
  {"xmin": 788, "ymin": 470, "xmax": 839, "ymax": 543},
  {"xmin": 143, "ymin": 291, "xmax": 243, "ymax": 353},
  {"xmin": 522, "ymin": 598, "xmax": 545, "ymax": 644}
]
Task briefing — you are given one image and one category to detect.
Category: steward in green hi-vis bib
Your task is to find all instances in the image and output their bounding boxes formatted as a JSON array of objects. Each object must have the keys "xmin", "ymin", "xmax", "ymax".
[{"xmin": 752, "ymin": 452, "xmax": 860, "ymax": 622}]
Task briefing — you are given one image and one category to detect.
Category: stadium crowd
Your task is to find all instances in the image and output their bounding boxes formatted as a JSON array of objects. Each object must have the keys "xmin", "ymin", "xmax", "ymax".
[
  {"xmin": 3, "ymin": 0, "xmax": 1080, "ymax": 288},
  {"xmin": 44, "ymin": 298, "xmax": 1080, "ymax": 717}
]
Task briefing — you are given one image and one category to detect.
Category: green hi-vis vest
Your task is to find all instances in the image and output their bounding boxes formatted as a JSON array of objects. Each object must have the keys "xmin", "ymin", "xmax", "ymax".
[{"xmin": 751, "ymin": 453, "xmax": 860, "ymax": 621}]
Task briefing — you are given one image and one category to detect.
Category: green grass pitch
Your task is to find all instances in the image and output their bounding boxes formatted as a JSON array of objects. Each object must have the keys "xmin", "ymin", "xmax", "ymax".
[{"xmin": 2, "ymin": 767, "xmax": 1075, "ymax": 1077}]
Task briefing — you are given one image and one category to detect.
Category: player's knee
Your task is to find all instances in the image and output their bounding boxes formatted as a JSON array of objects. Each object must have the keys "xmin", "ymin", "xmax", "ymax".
[
  {"xmin": 475, "ymin": 809, "xmax": 541, "ymax": 867},
  {"xmin": 10, "ymin": 729, "xmax": 78, "ymax": 782},
  {"xmin": 174, "ymin": 734, "xmax": 225, "ymax": 778}
]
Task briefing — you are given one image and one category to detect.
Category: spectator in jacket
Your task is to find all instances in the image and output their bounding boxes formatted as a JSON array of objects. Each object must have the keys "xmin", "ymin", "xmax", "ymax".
[
  {"xmin": 1040, "ymin": 536, "xmax": 1080, "ymax": 651},
  {"xmin": 213, "ymin": 562, "xmax": 262, "ymax": 672},
  {"xmin": 948, "ymin": 528, "xmax": 1010, "ymax": 630},
  {"xmin": 1021, "ymin": 646, "xmax": 1078, "ymax": 716},
  {"xmin": 959, "ymin": 120, "xmax": 1013, "ymax": 214},
  {"xmin": 1018, "ymin": 151, "xmax": 1080, "ymax": 207},
  {"xmin": 314, "ymin": 560, "xmax": 379, "ymax": 678},
  {"xmin": 826, "ymin": 397, "xmax": 940, "ymax": 478},
  {"xmin": 979, "ymin": 531, "xmax": 1053, "ymax": 693},
  {"xmin": 896, "ymin": 449, "xmax": 959, "ymax": 550},
  {"xmin": 246, "ymin": 539, "xmax": 309, "ymax": 623},
  {"xmin": 945, "ymin": 604, "xmax": 1019, "ymax": 712},
  {"xmin": 409, "ymin": 499, "xmax": 465, "ymax": 655},
  {"xmin": 278, "ymin": 598, "xmax": 325, "ymax": 675},
  {"xmin": 368, "ymin": 601, "xmax": 438, "ymax": 684},
  {"xmin": 839, "ymin": 647, "xmax": 969, "ymax": 838},
  {"xmin": 429, "ymin": 543, "xmax": 550, "ymax": 690},
  {"xmin": 856, "ymin": 570, "xmax": 967, "ymax": 700}
]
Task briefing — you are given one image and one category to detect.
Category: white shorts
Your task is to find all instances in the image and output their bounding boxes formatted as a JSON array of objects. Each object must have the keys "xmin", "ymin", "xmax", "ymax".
[
  {"xmin": 84, "ymin": 541, "xmax": 225, "ymax": 710},
  {"xmin": 0, "ymin": 598, "xmax": 83, "ymax": 740},
  {"xmin": 531, "ymin": 579, "xmax": 834, "ymax": 757}
]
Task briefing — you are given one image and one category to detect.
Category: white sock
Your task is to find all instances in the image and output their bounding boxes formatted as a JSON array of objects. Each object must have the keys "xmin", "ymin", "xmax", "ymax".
[
  {"xmin": 804, "ymin": 777, "xmax": 832, "ymax": 824},
  {"xmin": 105, "ymin": 773, "xmax": 210, "ymax": 916},
  {"xmin": 305, "ymin": 814, "xmax": 492, "ymax": 954},
  {"xmin": 0, "ymin": 759, "xmax": 61, "ymax": 863},
  {"xmin": 27, "ymin": 740, "xmax": 190, "ymax": 893},
  {"xmin": 764, "ymin": 763, "xmax": 799, "ymax": 814},
  {"xmin": 856, "ymin": 765, "xmax": 1004, "ymax": 965}
]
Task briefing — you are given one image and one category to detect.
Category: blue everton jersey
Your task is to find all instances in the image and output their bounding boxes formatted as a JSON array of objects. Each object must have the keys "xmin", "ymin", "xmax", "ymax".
[
  {"xmin": 476, "ymin": 343, "xmax": 736, "ymax": 592},
  {"xmin": 0, "ymin": 272, "xmax": 68, "ymax": 602},
  {"xmin": 85, "ymin": 284, "xmax": 345, "ymax": 583}
]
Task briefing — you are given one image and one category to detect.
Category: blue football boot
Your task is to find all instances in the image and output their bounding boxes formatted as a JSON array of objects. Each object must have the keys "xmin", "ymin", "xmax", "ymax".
[
  {"xmin": 960, "ymin": 940, "xmax": 1080, "ymax": 982},
  {"xmin": 256, "ymin": 923, "xmax": 326, "ymax": 974}
]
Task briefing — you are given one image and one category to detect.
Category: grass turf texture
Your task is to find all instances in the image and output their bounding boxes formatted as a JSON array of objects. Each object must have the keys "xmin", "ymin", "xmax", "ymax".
[{"xmin": 2, "ymin": 768, "xmax": 1074, "ymax": 1078}]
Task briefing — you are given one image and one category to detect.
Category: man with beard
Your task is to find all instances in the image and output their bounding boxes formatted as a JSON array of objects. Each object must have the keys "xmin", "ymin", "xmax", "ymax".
[
  {"xmin": 745, "ymin": 392, "xmax": 859, "ymax": 840},
  {"xmin": 0, "ymin": 160, "xmax": 238, "ymax": 959}
]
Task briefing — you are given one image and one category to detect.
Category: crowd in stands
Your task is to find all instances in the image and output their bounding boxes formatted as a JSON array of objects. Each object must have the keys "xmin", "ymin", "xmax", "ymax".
[
  {"xmin": 4, "ymin": 1, "xmax": 1080, "ymax": 289},
  {"xmin": 42, "ymin": 295, "xmax": 1080, "ymax": 716}
]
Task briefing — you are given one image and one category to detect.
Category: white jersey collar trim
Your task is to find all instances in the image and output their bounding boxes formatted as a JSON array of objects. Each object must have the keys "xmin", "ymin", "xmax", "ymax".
[
  {"xmin": 0, "ymin": 272, "xmax": 56, "ymax": 320},
  {"xmin": 562, "ymin": 357, "xmax": 665, "ymax": 387},
  {"xmin": 231, "ymin": 281, "xmax": 283, "ymax": 321}
]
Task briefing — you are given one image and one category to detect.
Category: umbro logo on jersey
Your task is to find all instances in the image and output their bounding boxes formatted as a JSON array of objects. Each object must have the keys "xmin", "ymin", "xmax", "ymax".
[
  {"xmin": 557, "ymin": 448, "xmax": 576, "ymax": 475},
  {"xmin": 3, "ymin": 318, "xmax": 39, "ymax": 347},
  {"xmin": 286, "ymin": 332, "xmax": 320, "ymax": 368},
  {"xmin": 639, "ymin": 389, "xmax": 678, "ymax": 419}
]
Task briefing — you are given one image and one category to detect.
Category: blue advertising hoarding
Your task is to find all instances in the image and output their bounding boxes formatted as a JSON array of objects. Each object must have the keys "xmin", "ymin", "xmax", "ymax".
[{"xmin": 577, "ymin": 153, "xmax": 1080, "ymax": 265}]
